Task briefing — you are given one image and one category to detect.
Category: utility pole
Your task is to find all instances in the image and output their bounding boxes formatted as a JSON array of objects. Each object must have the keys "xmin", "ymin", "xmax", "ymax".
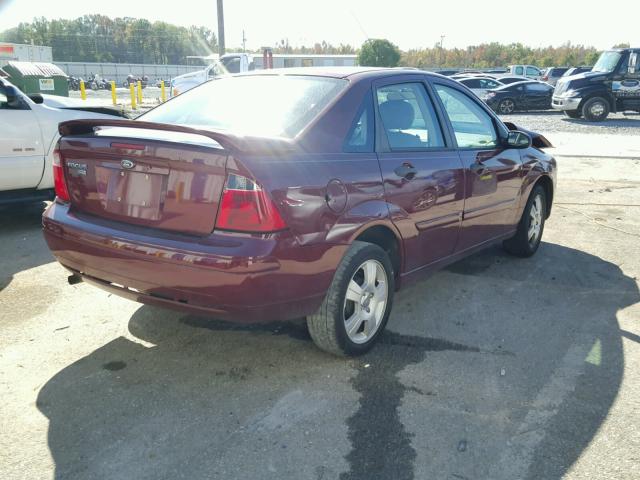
[
  {"xmin": 217, "ymin": 0, "xmax": 225, "ymax": 56},
  {"xmin": 439, "ymin": 35, "xmax": 446, "ymax": 67}
]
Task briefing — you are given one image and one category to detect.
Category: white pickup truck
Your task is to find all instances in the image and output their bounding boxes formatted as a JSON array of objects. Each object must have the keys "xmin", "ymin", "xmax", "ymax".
[
  {"xmin": 171, "ymin": 54, "xmax": 251, "ymax": 96},
  {"xmin": 507, "ymin": 65, "xmax": 544, "ymax": 79},
  {"xmin": 0, "ymin": 78, "xmax": 122, "ymax": 205}
]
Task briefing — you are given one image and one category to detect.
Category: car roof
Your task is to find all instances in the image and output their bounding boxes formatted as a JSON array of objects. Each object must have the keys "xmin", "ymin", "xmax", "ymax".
[{"xmin": 234, "ymin": 66, "xmax": 447, "ymax": 81}]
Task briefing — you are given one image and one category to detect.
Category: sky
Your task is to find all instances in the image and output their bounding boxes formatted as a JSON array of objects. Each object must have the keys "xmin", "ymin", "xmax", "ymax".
[{"xmin": 0, "ymin": 0, "xmax": 638, "ymax": 51}]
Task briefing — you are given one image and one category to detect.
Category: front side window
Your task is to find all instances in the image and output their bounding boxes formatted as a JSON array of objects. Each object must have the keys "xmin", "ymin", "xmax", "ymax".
[
  {"xmin": 376, "ymin": 82, "xmax": 444, "ymax": 150},
  {"xmin": 479, "ymin": 79, "xmax": 500, "ymax": 89},
  {"xmin": 526, "ymin": 66, "xmax": 540, "ymax": 76},
  {"xmin": 462, "ymin": 79, "xmax": 481, "ymax": 89},
  {"xmin": 434, "ymin": 84, "xmax": 498, "ymax": 149},
  {"xmin": 142, "ymin": 75, "xmax": 347, "ymax": 138}
]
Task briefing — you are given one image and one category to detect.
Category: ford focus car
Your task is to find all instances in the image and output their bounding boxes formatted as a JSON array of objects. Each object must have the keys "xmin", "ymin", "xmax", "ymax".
[{"xmin": 43, "ymin": 68, "xmax": 556, "ymax": 356}]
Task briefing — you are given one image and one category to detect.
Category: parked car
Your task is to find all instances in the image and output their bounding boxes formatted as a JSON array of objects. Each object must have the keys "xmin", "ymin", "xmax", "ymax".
[
  {"xmin": 562, "ymin": 66, "xmax": 592, "ymax": 78},
  {"xmin": 0, "ymin": 78, "xmax": 123, "ymax": 205},
  {"xmin": 507, "ymin": 65, "xmax": 544, "ymax": 79},
  {"xmin": 553, "ymin": 48, "xmax": 640, "ymax": 121},
  {"xmin": 457, "ymin": 77, "xmax": 504, "ymax": 97},
  {"xmin": 43, "ymin": 68, "xmax": 556, "ymax": 356},
  {"xmin": 483, "ymin": 81, "xmax": 555, "ymax": 114},
  {"xmin": 541, "ymin": 67, "xmax": 570, "ymax": 86},
  {"xmin": 495, "ymin": 75, "xmax": 530, "ymax": 85}
]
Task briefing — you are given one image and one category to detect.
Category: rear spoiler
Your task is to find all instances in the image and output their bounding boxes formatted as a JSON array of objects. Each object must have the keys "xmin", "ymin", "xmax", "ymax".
[
  {"xmin": 503, "ymin": 121, "xmax": 553, "ymax": 149},
  {"xmin": 58, "ymin": 119, "xmax": 293, "ymax": 153}
]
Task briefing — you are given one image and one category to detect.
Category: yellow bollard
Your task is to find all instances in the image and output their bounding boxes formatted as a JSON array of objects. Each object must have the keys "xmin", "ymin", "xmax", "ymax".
[
  {"xmin": 130, "ymin": 83, "xmax": 137, "ymax": 110},
  {"xmin": 160, "ymin": 80, "xmax": 166, "ymax": 103},
  {"xmin": 80, "ymin": 80, "xmax": 86, "ymax": 100},
  {"xmin": 110, "ymin": 81, "xmax": 117, "ymax": 105},
  {"xmin": 137, "ymin": 80, "xmax": 143, "ymax": 105}
]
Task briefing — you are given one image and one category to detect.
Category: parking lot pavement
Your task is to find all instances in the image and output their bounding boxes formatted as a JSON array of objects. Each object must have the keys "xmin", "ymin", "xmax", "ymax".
[{"xmin": 1, "ymin": 136, "xmax": 640, "ymax": 479}]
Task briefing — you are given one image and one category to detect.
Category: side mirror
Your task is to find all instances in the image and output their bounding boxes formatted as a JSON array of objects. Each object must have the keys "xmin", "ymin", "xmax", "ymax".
[
  {"xmin": 28, "ymin": 93, "xmax": 44, "ymax": 104},
  {"xmin": 629, "ymin": 53, "xmax": 638, "ymax": 75},
  {"xmin": 4, "ymin": 85, "xmax": 25, "ymax": 109},
  {"xmin": 506, "ymin": 131, "xmax": 532, "ymax": 149}
]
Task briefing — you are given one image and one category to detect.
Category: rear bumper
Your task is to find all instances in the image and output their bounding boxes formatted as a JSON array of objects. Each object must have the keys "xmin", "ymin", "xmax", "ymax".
[
  {"xmin": 552, "ymin": 95, "xmax": 582, "ymax": 111},
  {"xmin": 43, "ymin": 202, "xmax": 346, "ymax": 323}
]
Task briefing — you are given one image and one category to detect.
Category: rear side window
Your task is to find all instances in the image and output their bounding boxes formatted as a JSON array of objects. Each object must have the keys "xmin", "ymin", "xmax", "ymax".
[
  {"xmin": 344, "ymin": 92, "xmax": 374, "ymax": 153},
  {"xmin": 376, "ymin": 82, "xmax": 444, "ymax": 150},
  {"xmin": 462, "ymin": 79, "xmax": 481, "ymax": 88},
  {"xmin": 514, "ymin": 66, "xmax": 524, "ymax": 75},
  {"xmin": 434, "ymin": 84, "xmax": 498, "ymax": 149}
]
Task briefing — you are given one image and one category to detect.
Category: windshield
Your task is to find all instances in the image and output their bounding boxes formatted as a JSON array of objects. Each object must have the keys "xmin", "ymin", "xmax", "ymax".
[
  {"xmin": 592, "ymin": 51, "xmax": 622, "ymax": 73},
  {"xmin": 142, "ymin": 75, "xmax": 347, "ymax": 138}
]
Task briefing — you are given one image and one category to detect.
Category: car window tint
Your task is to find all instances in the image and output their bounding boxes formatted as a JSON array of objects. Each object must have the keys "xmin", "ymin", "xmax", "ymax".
[
  {"xmin": 434, "ymin": 84, "xmax": 498, "ymax": 149},
  {"xmin": 479, "ymin": 79, "xmax": 499, "ymax": 89},
  {"xmin": 463, "ymin": 79, "xmax": 480, "ymax": 88},
  {"xmin": 376, "ymin": 82, "xmax": 444, "ymax": 150},
  {"xmin": 526, "ymin": 83, "xmax": 550, "ymax": 92},
  {"xmin": 344, "ymin": 93, "xmax": 374, "ymax": 153}
]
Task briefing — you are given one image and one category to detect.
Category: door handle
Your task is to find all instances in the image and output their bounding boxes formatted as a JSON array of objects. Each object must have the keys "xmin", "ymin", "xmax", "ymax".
[
  {"xmin": 394, "ymin": 163, "xmax": 418, "ymax": 179},
  {"xmin": 470, "ymin": 162, "xmax": 488, "ymax": 176}
]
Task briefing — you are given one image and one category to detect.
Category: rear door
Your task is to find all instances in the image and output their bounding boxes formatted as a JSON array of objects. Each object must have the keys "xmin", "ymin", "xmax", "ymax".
[
  {"xmin": 525, "ymin": 83, "xmax": 553, "ymax": 110},
  {"xmin": 59, "ymin": 128, "xmax": 227, "ymax": 235},
  {"xmin": 0, "ymin": 85, "xmax": 45, "ymax": 191},
  {"xmin": 374, "ymin": 77, "xmax": 465, "ymax": 272},
  {"xmin": 431, "ymin": 82, "xmax": 523, "ymax": 250}
]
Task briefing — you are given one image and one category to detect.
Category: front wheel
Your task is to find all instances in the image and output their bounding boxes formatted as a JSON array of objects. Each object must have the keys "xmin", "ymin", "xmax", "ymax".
[
  {"xmin": 503, "ymin": 185, "xmax": 547, "ymax": 257},
  {"xmin": 307, "ymin": 241, "xmax": 395, "ymax": 356},
  {"xmin": 498, "ymin": 98, "xmax": 516, "ymax": 115},
  {"xmin": 582, "ymin": 97, "xmax": 610, "ymax": 122}
]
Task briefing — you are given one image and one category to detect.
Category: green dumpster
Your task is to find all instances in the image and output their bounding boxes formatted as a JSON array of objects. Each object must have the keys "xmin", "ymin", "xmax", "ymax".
[{"xmin": 3, "ymin": 61, "xmax": 69, "ymax": 97}]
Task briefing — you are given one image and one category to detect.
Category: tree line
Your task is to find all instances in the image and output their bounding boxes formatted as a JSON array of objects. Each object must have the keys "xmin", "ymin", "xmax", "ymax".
[{"xmin": 0, "ymin": 16, "xmax": 625, "ymax": 67}]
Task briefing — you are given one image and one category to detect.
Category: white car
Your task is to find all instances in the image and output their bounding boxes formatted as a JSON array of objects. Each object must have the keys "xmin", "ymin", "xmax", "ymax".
[
  {"xmin": 457, "ymin": 77, "xmax": 504, "ymax": 97},
  {"xmin": 0, "ymin": 79, "xmax": 122, "ymax": 204}
]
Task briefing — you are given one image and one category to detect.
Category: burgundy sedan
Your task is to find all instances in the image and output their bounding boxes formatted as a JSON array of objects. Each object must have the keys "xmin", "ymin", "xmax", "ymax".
[{"xmin": 43, "ymin": 68, "xmax": 556, "ymax": 356}]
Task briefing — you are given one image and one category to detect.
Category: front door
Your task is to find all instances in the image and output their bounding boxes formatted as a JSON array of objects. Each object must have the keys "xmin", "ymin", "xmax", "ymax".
[
  {"xmin": 0, "ymin": 85, "xmax": 45, "ymax": 191},
  {"xmin": 524, "ymin": 82, "xmax": 553, "ymax": 110},
  {"xmin": 613, "ymin": 50, "xmax": 640, "ymax": 110},
  {"xmin": 375, "ymin": 79, "xmax": 465, "ymax": 273},
  {"xmin": 432, "ymin": 83, "xmax": 523, "ymax": 251}
]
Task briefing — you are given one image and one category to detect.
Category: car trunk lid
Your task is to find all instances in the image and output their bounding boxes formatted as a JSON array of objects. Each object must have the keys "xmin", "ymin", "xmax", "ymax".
[{"xmin": 57, "ymin": 121, "xmax": 236, "ymax": 236}]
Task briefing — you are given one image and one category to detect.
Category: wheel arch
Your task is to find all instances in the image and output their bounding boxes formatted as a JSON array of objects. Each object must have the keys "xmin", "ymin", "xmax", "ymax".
[
  {"xmin": 534, "ymin": 174, "xmax": 554, "ymax": 218},
  {"xmin": 352, "ymin": 223, "xmax": 403, "ymax": 280}
]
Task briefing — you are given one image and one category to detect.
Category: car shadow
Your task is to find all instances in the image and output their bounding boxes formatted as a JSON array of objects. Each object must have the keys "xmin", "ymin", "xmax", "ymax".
[
  {"xmin": 36, "ymin": 243, "xmax": 638, "ymax": 480},
  {"xmin": 0, "ymin": 202, "xmax": 54, "ymax": 292},
  {"xmin": 561, "ymin": 116, "xmax": 640, "ymax": 129}
]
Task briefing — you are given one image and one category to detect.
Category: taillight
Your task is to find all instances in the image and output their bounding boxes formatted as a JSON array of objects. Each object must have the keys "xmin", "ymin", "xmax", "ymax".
[
  {"xmin": 215, "ymin": 173, "xmax": 287, "ymax": 233},
  {"xmin": 52, "ymin": 143, "xmax": 70, "ymax": 202}
]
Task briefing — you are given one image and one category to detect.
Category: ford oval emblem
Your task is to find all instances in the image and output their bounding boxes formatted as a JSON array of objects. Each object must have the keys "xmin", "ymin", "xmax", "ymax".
[{"xmin": 121, "ymin": 159, "xmax": 135, "ymax": 169}]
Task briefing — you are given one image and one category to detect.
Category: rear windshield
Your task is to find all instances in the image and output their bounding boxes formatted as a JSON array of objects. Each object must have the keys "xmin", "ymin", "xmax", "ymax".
[{"xmin": 141, "ymin": 75, "xmax": 347, "ymax": 138}]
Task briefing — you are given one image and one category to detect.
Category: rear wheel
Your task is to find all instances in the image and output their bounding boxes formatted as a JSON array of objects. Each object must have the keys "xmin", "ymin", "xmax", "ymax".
[
  {"xmin": 565, "ymin": 110, "xmax": 581, "ymax": 119},
  {"xmin": 582, "ymin": 97, "xmax": 610, "ymax": 122},
  {"xmin": 503, "ymin": 185, "xmax": 546, "ymax": 258},
  {"xmin": 498, "ymin": 98, "xmax": 516, "ymax": 114},
  {"xmin": 307, "ymin": 241, "xmax": 394, "ymax": 356}
]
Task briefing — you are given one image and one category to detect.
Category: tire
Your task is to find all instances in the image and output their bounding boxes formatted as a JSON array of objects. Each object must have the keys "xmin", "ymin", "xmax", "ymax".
[
  {"xmin": 498, "ymin": 98, "xmax": 516, "ymax": 114},
  {"xmin": 307, "ymin": 241, "xmax": 395, "ymax": 356},
  {"xmin": 582, "ymin": 97, "xmax": 610, "ymax": 122},
  {"xmin": 503, "ymin": 185, "xmax": 547, "ymax": 258},
  {"xmin": 565, "ymin": 110, "xmax": 581, "ymax": 119}
]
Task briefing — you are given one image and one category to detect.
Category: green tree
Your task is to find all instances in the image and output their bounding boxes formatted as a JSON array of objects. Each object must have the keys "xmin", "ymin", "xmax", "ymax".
[{"xmin": 357, "ymin": 39, "xmax": 401, "ymax": 67}]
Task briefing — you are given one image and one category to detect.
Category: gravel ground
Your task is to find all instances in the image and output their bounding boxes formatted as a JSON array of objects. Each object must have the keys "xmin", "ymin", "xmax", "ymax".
[
  {"xmin": 1, "ymin": 131, "xmax": 640, "ymax": 479},
  {"xmin": 499, "ymin": 111, "xmax": 640, "ymax": 136}
]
